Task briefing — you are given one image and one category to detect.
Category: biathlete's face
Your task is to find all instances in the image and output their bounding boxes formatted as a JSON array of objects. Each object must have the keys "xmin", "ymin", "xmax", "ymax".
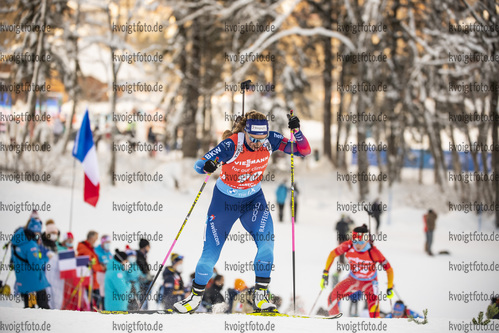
[
  {"xmin": 352, "ymin": 232, "xmax": 368, "ymax": 251},
  {"xmin": 353, "ymin": 240, "xmax": 368, "ymax": 251},
  {"xmin": 245, "ymin": 131, "xmax": 268, "ymax": 150}
]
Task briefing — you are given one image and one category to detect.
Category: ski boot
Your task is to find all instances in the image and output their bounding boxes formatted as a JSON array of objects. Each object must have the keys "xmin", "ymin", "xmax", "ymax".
[
  {"xmin": 173, "ymin": 283, "xmax": 205, "ymax": 314},
  {"xmin": 252, "ymin": 278, "xmax": 277, "ymax": 313}
]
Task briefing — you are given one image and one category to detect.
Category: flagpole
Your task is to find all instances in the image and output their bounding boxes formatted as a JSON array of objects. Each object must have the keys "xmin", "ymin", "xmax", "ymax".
[{"xmin": 69, "ymin": 158, "xmax": 76, "ymax": 232}]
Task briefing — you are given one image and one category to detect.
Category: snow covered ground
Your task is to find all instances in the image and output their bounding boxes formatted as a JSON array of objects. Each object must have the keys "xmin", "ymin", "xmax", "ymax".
[{"xmin": 0, "ymin": 150, "xmax": 498, "ymax": 333}]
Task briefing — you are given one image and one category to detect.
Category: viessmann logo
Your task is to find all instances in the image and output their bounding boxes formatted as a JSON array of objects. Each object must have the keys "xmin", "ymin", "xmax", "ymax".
[{"xmin": 234, "ymin": 156, "xmax": 269, "ymax": 168}]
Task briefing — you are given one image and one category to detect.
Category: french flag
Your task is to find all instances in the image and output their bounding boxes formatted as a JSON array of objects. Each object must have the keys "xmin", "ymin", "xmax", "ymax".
[
  {"xmin": 59, "ymin": 250, "xmax": 77, "ymax": 279},
  {"xmin": 72, "ymin": 110, "xmax": 100, "ymax": 206},
  {"xmin": 76, "ymin": 256, "xmax": 91, "ymax": 286}
]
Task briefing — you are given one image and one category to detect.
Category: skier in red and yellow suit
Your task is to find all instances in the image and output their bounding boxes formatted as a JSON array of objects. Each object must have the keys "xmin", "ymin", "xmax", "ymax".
[{"xmin": 320, "ymin": 224, "xmax": 394, "ymax": 318}]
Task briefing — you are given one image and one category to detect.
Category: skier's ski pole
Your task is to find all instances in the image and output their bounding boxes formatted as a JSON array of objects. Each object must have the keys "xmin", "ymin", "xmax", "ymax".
[
  {"xmin": 139, "ymin": 172, "xmax": 213, "ymax": 310},
  {"xmin": 240, "ymin": 80, "xmax": 251, "ymax": 118},
  {"xmin": 1, "ymin": 242, "xmax": 10, "ymax": 266},
  {"xmin": 288, "ymin": 110, "xmax": 297, "ymax": 313},
  {"xmin": 308, "ymin": 289, "xmax": 322, "ymax": 316}
]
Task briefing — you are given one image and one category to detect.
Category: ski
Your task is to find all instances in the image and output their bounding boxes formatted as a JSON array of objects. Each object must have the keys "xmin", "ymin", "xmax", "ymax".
[
  {"xmin": 247, "ymin": 311, "xmax": 343, "ymax": 319},
  {"xmin": 97, "ymin": 308, "xmax": 342, "ymax": 319}
]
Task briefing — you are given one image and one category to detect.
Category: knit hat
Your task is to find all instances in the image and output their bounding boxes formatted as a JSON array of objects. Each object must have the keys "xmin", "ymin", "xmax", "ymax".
[
  {"xmin": 114, "ymin": 249, "xmax": 128, "ymax": 263},
  {"xmin": 101, "ymin": 235, "xmax": 111, "ymax": 245},
  {"xmin": 234, "ymin": 278, "xmax": 247, "ymax": 291},
  {"xmin": 27, "ymin": 218, "xmax": 42, "ymax": 234},
  {"xmin": 139, "ymin": 238, "xmax": 150, "ymax": 249},
  {"xmin": 171, "ymin": 253, "xmax": 183, "ymax": 265},
  {"xmin": 64, "ymin": 232, "xmax": 74, "ymax": 241},
  {"xmin": 45, "ymin": 220, "xmax": 58, "ymax": 234},
  {"xmin": 30, "ymin": 210, "xmax": 40, "ymax": 221}
]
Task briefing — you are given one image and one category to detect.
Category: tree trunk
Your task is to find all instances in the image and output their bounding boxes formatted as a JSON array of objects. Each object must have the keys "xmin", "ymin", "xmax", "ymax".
[
  {"xmin": 20, "ymin": 0, "xmax": 48, "ymax": 151},
  {"xmin": 322, "ymin": 2, "xmax": 333, "ymax": 162},
  {"xmin": 61, "ymin": 1, "xmax": 81, "ymax": 155},
  {"xmin": 108, "ymin": 47, "xmax": 118, "ymax": 185},
  {"xmin": 182, "ymin": 18, "xmax": 201, "ymax": 158}
]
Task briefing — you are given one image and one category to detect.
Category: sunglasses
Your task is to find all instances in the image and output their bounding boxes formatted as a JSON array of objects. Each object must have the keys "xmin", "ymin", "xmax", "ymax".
[
  {"xmin": 352, "ymin": 240, "xmax": 366, "ymax": 245},
  {"xmin": 248, "ymin": 134, "xmax": 268, "ymax": 143}
]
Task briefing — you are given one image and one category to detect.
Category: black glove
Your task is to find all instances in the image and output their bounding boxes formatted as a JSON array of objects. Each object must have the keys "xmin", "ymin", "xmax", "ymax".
[
  {"xmin": 203, "ymin": 160, "xmax": 218, "ymax": 173},
  {"xmin": 288, "ymin": 115, "xmax": 300, "ymax": 130}
]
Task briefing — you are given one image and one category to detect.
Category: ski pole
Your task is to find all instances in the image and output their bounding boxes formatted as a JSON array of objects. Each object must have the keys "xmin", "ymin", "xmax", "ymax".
[
  {"xmin": 240, "ymin": 80, "xmax": 251, "ymax": 119},
  {"xmin": 1, "ymin": 242, "xmax": 9, "ymax": 263},
  {"xmin": 139, "ymin": 172, "xmax": 213, "ymax": 310},
  {"xmin": 308, "ymin": 289, "xmax": 322, "ymax": 316},
  {"xmin": 288, "ymin": 110, "xmax": 297, "ymax": 313}
]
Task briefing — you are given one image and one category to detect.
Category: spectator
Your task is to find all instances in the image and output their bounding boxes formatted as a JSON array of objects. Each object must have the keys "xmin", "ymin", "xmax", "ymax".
[
  {"xmin": 77, "ymin": 231, "xmax": 105, "ymax": 308},
  {"xmin": 423, "ymin": 209, "xmax": 437, "ymax": 256},
  {"xmin": 41, "ymin": 220, "xmax": 61, "ymax": 254},
  {"xmin": 125, "ymin": 248, "xmax": 144, "ymax": 310},
  {"xmin": 293, "ymin": 182, "xmax": 300, "ymax": 223},
  {"xmin": 58, "ymin": 232, "xmax": 74, "ymax": 251},
  {"xmin": 232, "ymin": 287, "xmax": 255, "ymax": 314},
  {"xmin": 95, "ymin": 235, "xmax": 113, "ymax": 267},
  {"xmin": 136, "ymin": 239, "xmax": 152, "ymax": 308},
  {"xmin": 11, "ymin": 218, "xmax": 50, "ymax": 308},
  {"xmin": 336, "ymin": 215, "xmax": 354, "ymax": 244},
  {"xmin": 276, "ymin": 181, "xmax": 288, "ymax": 222},
  {"xmin": 40, "ymin": 220, "xmax": 65, "ymax": 309},
  {"xmin": 368, "ymin": 199, "xmax": 383, "ymax": 233},
  {"xmin": 161, "ymin": 253, "xmax": 186, "ymax": 309},
  {"xmin": 104, "ymin": 249, "xmax": 131, "ymax": 311},
  {"xmin": 228, "ymin": 278, "xmax": 248, "ymax": 313},
  {"xmin": 95, "ymin": 235, "xmax": 113, "ymax": 309},
  {"xmin": 203, "ymin": 274, "xmax": 225, "ymax": 312}
]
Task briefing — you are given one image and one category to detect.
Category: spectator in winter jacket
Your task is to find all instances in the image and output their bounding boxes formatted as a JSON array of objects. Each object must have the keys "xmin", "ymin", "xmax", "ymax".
[
  {"xmin": 203, "ymin": 274, "xmax": 225, "ymax": 312},
  {"xmin": 41, "ymin": 220, "xmax": 61, "ymax": 255},
  {"xmin": 226, "ymin": 278, "xmax": 247, "ymax": 313},
  {"xmin": 77, "ymin": 231, "xmax": 105, "ymax": 307},
  {"xmin": 11, "ymin": 218, "xmax": 50, "ymax": 308},
  {"xmin": 41, "ymin": 220, "xmax": 66, "ymax": 310},
  {"xmin": 104, "ymin": 250, "xmax": 131, "ymax": 311},
  {"xmin": 136, "ymin": 239, "xmax": 152, "ymax": 308},
  {"xmin": 95, "ymin": 235, "xmax": 113, "ymax": 268},
  {"xmin": 161, "ymin": 253, "xmax": 186, "ymax": 309},
  {"xmin": 423, "ymin": 209, "xmax": 437, "ymax": 256},
  {"xmin": 58, "ymin": 232, "xmax": 74, "ymax": 251},
  {"xmin": 124, "ymin": 248, "xmax": 146, "ymax": 310},
  {"xmin": 335, "ymin": 215, "xmax": 354, "ymax": 267},
  {"xmin": 275, "ymin": 181, "xmax": 288, "ymax": 222},
  {"xmin": 368, "ymin": 199, "xmax": 383, "ymax": 233},
  {"xmin": 95, "ymin": 235, "xmax": 113, "ymax": 309},
  {"xmin": 336, "ymin": 215, "xmax": 354, "ymax": 244}
]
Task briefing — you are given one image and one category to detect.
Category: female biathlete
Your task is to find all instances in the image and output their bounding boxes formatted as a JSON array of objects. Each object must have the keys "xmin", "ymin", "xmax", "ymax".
[
  {"xmin": 173, "ymin": 110, "xmax": 311, "ymax": 313},
  {"xmin": 320, "ymin": 224, "xmax": 394, "ymax": 318}
]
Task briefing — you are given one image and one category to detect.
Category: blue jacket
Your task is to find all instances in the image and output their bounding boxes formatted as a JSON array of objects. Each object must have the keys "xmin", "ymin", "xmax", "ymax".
[
  {"xmin": 11, "ymin": 227, "xmax": 50, "ymax": 294},
  {"xmin": 276, "ymin": 184, "xmax": 288, "ymax": 204},
  {"xmin": 126, "ymin": 263, "xmax": 145, "ymax": 284},
  {"xmin": 95, "ymin": 245, "xmax": 113, "ymax": 267},
  {"xmin": 104, "ymin": 258, "xmax": 131, "ymax": 311}
]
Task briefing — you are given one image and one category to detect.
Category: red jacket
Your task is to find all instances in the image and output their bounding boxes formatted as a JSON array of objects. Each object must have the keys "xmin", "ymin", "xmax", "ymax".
[{"xmin": 77, "ymin": 241, "xmax": 104, "ymax": 289}]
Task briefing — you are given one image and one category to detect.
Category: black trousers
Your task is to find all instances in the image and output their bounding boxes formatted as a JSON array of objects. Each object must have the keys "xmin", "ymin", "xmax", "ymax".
[{"xmin": 22, "ymin": 289, "xmax": 50, "ymax": 309}]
